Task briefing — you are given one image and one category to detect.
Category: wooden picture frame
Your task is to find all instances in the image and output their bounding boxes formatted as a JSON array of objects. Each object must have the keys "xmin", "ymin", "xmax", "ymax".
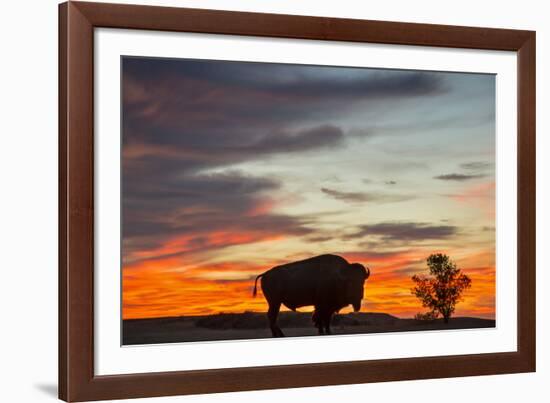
[{"xmin": 59, "ymin": 1, "xmax": 536, "ymax": 401}]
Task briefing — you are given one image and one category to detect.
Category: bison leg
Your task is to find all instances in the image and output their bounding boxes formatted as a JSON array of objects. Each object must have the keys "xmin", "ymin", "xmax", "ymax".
[
  {"xmin": 318, "ymin": 324, "xmax": 325, "ymax": 335},
  {"xmin": 312, "ymin": 311, "xmax": 324, "ymax": 335},
  {"xmin": 267, "ymin": 302, "xmax": 284, "ymax": 337},
  {"xmin": 324, "ymin": 312, "xmax": 333, "ymax": 335},
  {"xmin": 314, "ymin": 308, "xmax": 333, "ymax": 335}
]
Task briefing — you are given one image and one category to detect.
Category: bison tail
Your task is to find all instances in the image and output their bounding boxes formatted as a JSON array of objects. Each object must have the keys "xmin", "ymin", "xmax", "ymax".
[{"xmin": 252, "ymin": 273, "xmax": 263, "ymax": 297}]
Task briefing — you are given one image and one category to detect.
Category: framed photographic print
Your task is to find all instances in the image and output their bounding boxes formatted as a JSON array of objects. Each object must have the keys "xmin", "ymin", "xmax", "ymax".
[{"xmin": 59, "ymin": 1, "xmax": 536, "ymax": 401}]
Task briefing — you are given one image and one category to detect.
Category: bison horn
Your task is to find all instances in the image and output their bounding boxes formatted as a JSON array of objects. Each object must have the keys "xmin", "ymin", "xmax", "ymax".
[{"xmin": 365, "ymin": 266, "xmax": 370, "ymax": 279}]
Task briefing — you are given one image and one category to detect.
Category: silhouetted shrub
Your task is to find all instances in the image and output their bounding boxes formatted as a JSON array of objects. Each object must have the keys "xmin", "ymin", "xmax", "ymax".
[{"xmin": 411, "ymin": 253, "xmax": 472, "ymax": 323}]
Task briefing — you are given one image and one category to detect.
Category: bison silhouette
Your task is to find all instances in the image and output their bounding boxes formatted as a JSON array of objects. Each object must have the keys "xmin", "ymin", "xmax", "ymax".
[{"xmin": 253, "ymin": 254, "xmax": 370, "ymax": 337}]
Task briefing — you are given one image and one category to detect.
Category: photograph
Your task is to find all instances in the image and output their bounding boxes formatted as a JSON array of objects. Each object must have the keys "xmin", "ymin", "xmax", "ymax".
[{"xmin": 121, "ymin": 56, "xmax": 497, "ymax": 345}]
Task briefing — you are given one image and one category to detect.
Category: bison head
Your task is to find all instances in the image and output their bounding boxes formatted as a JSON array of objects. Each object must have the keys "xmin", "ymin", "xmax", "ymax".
[{"xmin": 344, "ymin": 263, "xmax": 370, "ymax": 312}]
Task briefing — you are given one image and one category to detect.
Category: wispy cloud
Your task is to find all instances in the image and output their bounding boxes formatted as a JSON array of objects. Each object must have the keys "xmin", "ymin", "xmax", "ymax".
[
  {"xmin": 434, "ymin": 173, "xmax": 486, "ymax": 181},
  {"xmin": 345, "ymin": 222, "xmax": 459, "ymax": 241},
  {"xmin": 321, "ymin": 187, "xmax": 415, "ymax": 204},
  {"xmin": 460, "ymin": 161, "xmax": 492, "ymax": 171},
  {"xmin": 434, "ymin": 161, "xmax": 492, "ymax": 181},
  {"xmin": 123, "ymin": 170, "xmax": 314, "ymax": 263}
]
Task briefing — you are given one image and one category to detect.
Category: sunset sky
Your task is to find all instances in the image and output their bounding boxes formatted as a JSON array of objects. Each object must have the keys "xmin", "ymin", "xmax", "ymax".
[{"xmin": 121, "ymin": 57, "xmax": 496, "ymax": 320}]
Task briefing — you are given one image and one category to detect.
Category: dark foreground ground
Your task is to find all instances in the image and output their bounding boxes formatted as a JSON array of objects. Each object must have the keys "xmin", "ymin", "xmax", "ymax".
[{"xmin": 122, "ymin": 312, "xmax": 495, "ymax": 345}]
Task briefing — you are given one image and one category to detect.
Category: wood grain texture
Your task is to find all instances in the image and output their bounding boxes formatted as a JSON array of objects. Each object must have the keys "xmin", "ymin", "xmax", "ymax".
[
  {"xmin": 59, "ymin": 2, "xmax": 95, "ymax": 401},
  {"xmin": 58, "ymin": 1, "xmax": 536, "ymax": 401},
  {"xmin": 58, "ymin": 4, "xmax": 68, "ymax": 400},
  {"xmin": 516, "ymin": 32, "xmax": 536, "ymax": 369},
  {"xmin": 74, "ymin": 1, "xmax": 532, "ymax": 50}
]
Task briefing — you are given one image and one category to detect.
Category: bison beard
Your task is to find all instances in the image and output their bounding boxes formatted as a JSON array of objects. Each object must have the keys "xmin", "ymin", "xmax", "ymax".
[{"xmin": 252, "ymin": 254, "xmax": 370, "ymax": 337}]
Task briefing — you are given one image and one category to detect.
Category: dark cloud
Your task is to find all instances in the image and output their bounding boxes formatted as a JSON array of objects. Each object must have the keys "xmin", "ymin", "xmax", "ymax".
[
  {"xmin": 385, "ymin": 180, "xmax": 397, "ymax": 185},
  {"xmin": 434, "ymin": 173, "xmax": 486, "ymax": 181},
  {"xmin": 321, "ymin": 187, "xmax": 414, "ymax": 204},
  {"xmin": 270, "ymin": 69, "xmax": 445, "ymax": 99},
  {"xmin": 122, "ymin": 57, "xmax": 447, "ymax": 169},
  {"xmin": 122, "ymin": 170, "xmax": 314, "ymax": 262},
  {"xmin": 121, "ymin": 57, "xmax": 449, "ymax": 263},
  {"xmin": 433, "ymin": 162, "xmax": 491, "ymax": 183},
  {"xmin": 345, "ymin": 222, "xmax": 459, "ymax": 241},
  {"xmin": 306, "ymin": 235, "xmax": 334, "ymax": 243},
  {"xmin": 249, "ymin": 125, "xmax": 345, "ymax": 154},
  {"xmin": 460, "ymin": 161, "xmax": 492, "ymax": 171},
  {"xmin": 127, "ymin": 209, "xmax": 315, "ymax": 265},
  {"xmin": 123, "ymin": 124, "xmax": 347, "ymax": 175},
  {"xmin": 122, "ymin": 57, "xmax": 446, "ymax": 179},
  {"xmin": 321, "ymin": 188, "xmax": 372, "ymax": 203},
  {"xmin": 123, "ymin": 57, "xmax": 446, "ymax": 102}
]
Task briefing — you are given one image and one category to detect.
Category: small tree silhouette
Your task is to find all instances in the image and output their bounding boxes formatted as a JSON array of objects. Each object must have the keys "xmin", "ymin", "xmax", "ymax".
[{"xmin": 411, "ymin": 253, "xmax": 471, "ymax": 323}]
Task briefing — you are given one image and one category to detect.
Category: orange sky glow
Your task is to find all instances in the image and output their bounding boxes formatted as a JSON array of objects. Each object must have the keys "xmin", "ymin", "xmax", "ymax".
[{"xmin": 122, "ymin": 245, "xmax": 495, "ymax": 320}]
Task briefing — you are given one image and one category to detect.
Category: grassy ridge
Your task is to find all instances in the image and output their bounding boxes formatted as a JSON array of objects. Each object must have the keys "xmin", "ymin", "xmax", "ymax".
[{"xmin": 122, "ymin": 312, "xmax": 495, "ymax": 345}]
